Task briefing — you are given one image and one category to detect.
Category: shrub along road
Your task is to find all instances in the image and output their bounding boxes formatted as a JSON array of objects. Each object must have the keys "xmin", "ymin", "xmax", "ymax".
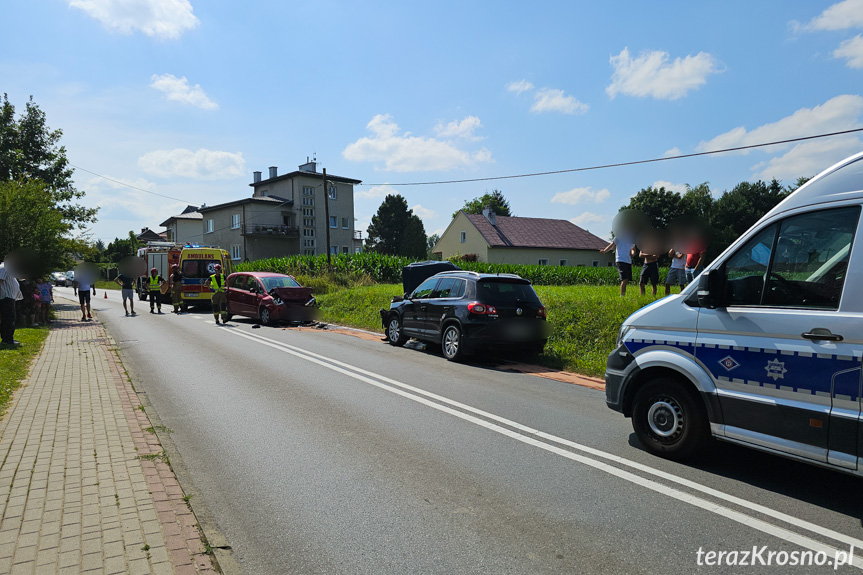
[{"xmin": 51, "ymin": 286, "xmax": 863, "ymax": 575}]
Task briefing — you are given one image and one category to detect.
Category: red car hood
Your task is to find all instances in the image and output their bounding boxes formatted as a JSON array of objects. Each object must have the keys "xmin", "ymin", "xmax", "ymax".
[{"xmin": 270, "ymin": 286, "xmax": 314, "ymax": 304}]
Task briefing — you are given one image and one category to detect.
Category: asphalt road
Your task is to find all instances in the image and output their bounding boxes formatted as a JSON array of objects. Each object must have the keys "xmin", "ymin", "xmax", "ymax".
[{"xmin": 56, "ymin": 287, "xmax": 863, "ymax": 574}]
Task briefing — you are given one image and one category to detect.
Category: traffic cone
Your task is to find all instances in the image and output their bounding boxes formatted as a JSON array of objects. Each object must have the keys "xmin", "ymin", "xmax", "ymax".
[{"xmin": 104, "ymin": 291, "xmax": 108, "ymax": 299}]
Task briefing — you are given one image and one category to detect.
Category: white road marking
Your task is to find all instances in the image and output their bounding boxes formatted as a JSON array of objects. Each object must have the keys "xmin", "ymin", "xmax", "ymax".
[{"xmin": 222, "ymin": 325, "xmax": 863, "ymax": 567}]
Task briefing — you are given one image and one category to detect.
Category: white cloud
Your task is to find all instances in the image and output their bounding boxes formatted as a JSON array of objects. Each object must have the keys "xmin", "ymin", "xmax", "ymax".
[
  {"xmin": 663, "ymin": 147, "xmax": 681, "ymax": 158},
  {"xmin": 342, "ymin": 114, "xmax": 493, "ymax": 172},
  {"xmin": 551, "ymin": 187, "xmax": 610, "ymax": 205},
  {"xmin": 606, "ymin": 47, "xmax": 723, "ymax": 100},
  {"xmin": 697, "ymin": 94, "xmax": 863, "ymax": 153},
  {"xmin": 530, "ymin": 88, "xmax": 589, "ymax": 115},
  {"xmin": 653, "ymin": 180, "xmax": 687, "ymax": 194},
  {"xmin": 797, "ymin": 0, "xmax": 863, "ymax": 32},
  {"xmin": 834, "ymin": 34, "xmax": 863, "ymax": 68},
  {"xmin": 355, "ymin": 184, "xmax": 398, "ymax": 200},
  {"xmin": 138, "ymin": 148, "xmax": 245, "ymax": 180},
  {"xmin": 411, "ymin": 204, "xmax": 436, "ymax": 220},
  {"xmin": 434, "ymin": 116, "xmax": 483, "ymax": 141},
  {"xmin": 751, "ymin": 134, "xmax": 863, "ymax": 182},
  {"xmin": 506, "ymin": 79, "xmax": 534, "ymax": 94},
  {"xmin": 149, "ymin": 73, "xmax": 217, "ymax": 110},
  {"xmin": 68, "ymin": 0, "xmax": 199, "ymax": 39},
  {"xmin": 83, "ymin": 176, "xmax": 186, "ymax": 222},
  {"xmin": 571, "ymin": 212, "xmax": 607, "ymax": 227}
]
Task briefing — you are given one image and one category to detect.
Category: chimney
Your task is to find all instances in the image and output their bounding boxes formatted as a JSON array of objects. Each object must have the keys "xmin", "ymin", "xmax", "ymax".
[
  {"xmin": 482, "ymin": 206, "xmax": 496, "ymax": 226},
  {"xmin": 253, "ymin": 171, "xmax": 261, "ymax": 183},
  {"xmin": 268, "ymin": 166, "xmax": 278, "ymax": 179}
]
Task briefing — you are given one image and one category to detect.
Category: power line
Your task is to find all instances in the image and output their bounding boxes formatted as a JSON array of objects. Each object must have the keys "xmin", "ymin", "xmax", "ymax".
[
  {"xmin": 70, "ymin": 165, "xmax": 195, "ymax": 203},
  {"xmin": 360, "ymin": 128, "xmax": 863, "ymax": 187}
]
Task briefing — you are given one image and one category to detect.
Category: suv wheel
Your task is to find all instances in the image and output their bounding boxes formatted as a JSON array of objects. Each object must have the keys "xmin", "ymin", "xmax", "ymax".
[
  {"xmin": 387, "ymin": 316, "xmax": 407, "ymax": 347},
  {"xmin": 631, "ymin": 378, "xmax": 708, "ymax": 460},
  {"xmin": 441, "ymin": 324, "xmax": 464, "ymax": 362}
]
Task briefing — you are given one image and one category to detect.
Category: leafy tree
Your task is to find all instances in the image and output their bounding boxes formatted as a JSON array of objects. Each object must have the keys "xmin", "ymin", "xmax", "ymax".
[
  {"xmin": 365, "ymin": 194, "xmax": 427, "ymax": 258},
  {"xmin": 453, "ymin": 189, "xmax": 512, "ymax": 219},
  {"xmin": 678, "ymin": 182, "xmax": 713, "ymax": 219},
  {"xmin": 95, "ymin": 239, "xmax": 106, "ymax": 253},
  {"xmin": 0, "ymin": 94, "xmax": 97, "ymax": 229},
  {"xmin": 427, "ymin": 233, "xmax": 441, "ymax": 259},
  {"xmin": 620, "ymin": 185, "xmax": 683, "ymax": 230},
  {"xmin": 102, "ymin": 232, "xmax": 141, "ymax": 263},
  {"xmin": 0, "ymin": 179, "xmax": 69, "ymax": 274}
]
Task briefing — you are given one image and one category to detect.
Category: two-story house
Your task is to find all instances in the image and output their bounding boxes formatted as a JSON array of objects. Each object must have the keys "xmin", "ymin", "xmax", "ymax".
[
  {"xmin": 176, "ymin": 160, "xmax": 362, "ymax": 263},
  {"xmin": 160, "ymin": 205, "xmax": 203, "ymax": 246}
]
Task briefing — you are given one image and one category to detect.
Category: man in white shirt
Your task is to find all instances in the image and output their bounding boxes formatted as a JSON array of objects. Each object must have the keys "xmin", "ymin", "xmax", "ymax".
[
  {"xmin": 600, "ymin": 234, "xmax": 635, "ymax": 296},
  {"xmin": 0, "ymin": 255, "xmax": 24, "ymax": 347},
  {"xmin": 665, "ymin": 248, "xmax": 687, "ymax": 295}
]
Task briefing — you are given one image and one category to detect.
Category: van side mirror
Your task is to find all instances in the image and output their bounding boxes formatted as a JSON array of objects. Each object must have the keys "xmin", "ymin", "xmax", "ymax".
[{"xmin": 696, "ymin": 268, "xmax": 724, "ymax": 309}]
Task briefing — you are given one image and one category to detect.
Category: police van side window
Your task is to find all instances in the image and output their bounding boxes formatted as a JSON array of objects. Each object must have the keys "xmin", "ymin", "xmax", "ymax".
[
  {"xmin": 724, "ymin": 224, "xmax": 778, "ymax": 306},
  {"xmin": 763, "ymin": 206, "xmax": 860, "ymax": 310}
]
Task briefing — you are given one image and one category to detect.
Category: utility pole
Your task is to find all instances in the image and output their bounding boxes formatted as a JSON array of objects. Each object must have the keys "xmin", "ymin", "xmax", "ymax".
[{"xmin": 323, "ymin": 168, "xmax": 331, "ymax": 268}]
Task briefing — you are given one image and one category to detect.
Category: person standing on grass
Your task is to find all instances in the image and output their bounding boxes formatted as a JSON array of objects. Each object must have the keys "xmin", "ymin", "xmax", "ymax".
[
  {"xmin": 0, "ymin": 256, "xmax": 23, "ymax": 346},
  {"xmin": 73, "ymin": 278, "xmax": 96, "ymax": 322},
  {"xmin": 685, "ymin": 246, "xmax": 706, "ymax": 284},
  {"xmin": 169, "ymin": 264, "xmax": 183, "ymax": 314},
  {"xmin": 665, "ymin": 249, "xmax": 687, "ymax": 295},
  {"xmin": 637, "ymin": 248, "xmax": 660, "ymax": 296},
  {"xmin": 147, "ymin": 268, "xmax": 165, "ymax": 314},
  {"xmin": 209, "ymin": 264, "xmax": 228, "ymax": 324},
  {"xmin": 36, "ymin": 277, "xmax": 53, "ymax": 324},
  {"xmin": 114, "ymin": 272, "xmax": 137, "ymax": 316},
  {"xmin": 600, "ymin": 233, "xmax": 635, "ymax": 296}
]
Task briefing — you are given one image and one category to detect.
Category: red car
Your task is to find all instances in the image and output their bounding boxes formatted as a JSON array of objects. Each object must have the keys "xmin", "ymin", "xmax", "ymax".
[{"xmin": 225, "ymin": 272, "xmax": 317, "ymax": 325}]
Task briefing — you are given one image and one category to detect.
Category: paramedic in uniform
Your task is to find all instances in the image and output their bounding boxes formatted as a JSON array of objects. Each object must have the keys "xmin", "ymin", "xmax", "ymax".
[
  {"xmin": 210, "ymin": 264, "xmax": 228, "ymax": 324},
  {"xmin": 147, "ymin": 267, "xmax": 165, "ymax": 314}
]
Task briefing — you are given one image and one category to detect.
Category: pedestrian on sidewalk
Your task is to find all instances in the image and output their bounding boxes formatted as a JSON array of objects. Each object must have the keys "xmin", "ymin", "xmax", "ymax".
[
  {"xmin": 73, "ymin": 278, "xmax": 96, "ymax": 321},
  {"xmin": 147, "ymin": 268, "xmax": 165, "ymax": 314},
  {"xmin": 36, "ymin": 276, "xmax": 53, "ymax": 324},
  {"xmin": 114, "ymin": 271, "xmax": 137, "ymax": 316},
  {"xmin": 170, "ymin": 264, "xmax": 184, "ymax": 313},
  {"xmin": 0, "ymin": 255, "xmax": 23, "ymax": 346},
  {"xmin": 209, "ymin": 264, "xmax": 228, "ymax": 324}
]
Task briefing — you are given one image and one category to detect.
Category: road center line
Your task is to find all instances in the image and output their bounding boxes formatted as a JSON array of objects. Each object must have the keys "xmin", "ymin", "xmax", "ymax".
[{"xmin": 219, "ymin": 324, "xmax": 863, "ymax": 565}]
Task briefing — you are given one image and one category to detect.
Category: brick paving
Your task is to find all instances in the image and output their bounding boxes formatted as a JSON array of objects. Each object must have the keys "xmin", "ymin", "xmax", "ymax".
[{"xmin": 0, "ymin": 304, "xmax": 218, "ymax": 575}]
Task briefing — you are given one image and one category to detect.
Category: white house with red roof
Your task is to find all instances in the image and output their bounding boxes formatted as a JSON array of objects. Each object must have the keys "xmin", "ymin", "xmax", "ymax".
[{"xmin": 433, "ymin": 208, "xmax": 614, "ymax": 267}]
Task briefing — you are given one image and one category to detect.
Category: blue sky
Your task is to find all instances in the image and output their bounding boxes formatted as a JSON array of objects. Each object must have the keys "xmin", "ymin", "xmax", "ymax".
[{"xmin": 2, "ymin": 0, "xmax": 862, "ymax": 243}]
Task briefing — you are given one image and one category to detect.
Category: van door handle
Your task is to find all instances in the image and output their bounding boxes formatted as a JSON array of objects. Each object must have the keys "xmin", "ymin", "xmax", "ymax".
[{"xmin": 801, "ymin": 328, "xmax": 843, "ymax": 342}]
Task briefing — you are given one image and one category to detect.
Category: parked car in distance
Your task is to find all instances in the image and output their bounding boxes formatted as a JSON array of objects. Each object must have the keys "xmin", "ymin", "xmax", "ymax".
[
  {"xmin": 380, "ymin": 270, "xmax": 550, "ymax": 361},
  {"xmin": 225, "ymin": 272, "xmax": 317, "ymax": 325},
  {"xmin": 64, "ymin": 271, "xmax": 74, "ymax": 286},
  {"xmin": 51, "ymin": 271, "xmax": 69, "ymax": 286}
]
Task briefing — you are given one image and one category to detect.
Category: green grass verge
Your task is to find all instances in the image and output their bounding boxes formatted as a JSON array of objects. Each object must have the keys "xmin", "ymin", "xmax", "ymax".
[
  {"xmin": 95, "ymin": 280, "xmax": 121, "ymax": 290},
  {"xmin": 0, "ymin": 326, "xmax": 50, "ymax": 418},
  {"xmin": 316, "ymin": 284, "xmax": 673, "ymax": 378}
]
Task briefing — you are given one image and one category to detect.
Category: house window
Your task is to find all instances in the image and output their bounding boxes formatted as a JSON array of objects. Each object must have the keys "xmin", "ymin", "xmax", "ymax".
[
  {"xmin": 592, "ymin": 260, "xmax": 599, "ymax": 267},
  {"xmin": 342, "ymin": 246, "xmax": 349, "ymax": 254},
  {"xmin": 302, "ymin": 197, "xmax": 314, "ymax": 206},
  {"xmin": 328, "ymin": 186, "xmax": 337, "ymax": 200},
  {"xmin": 260, "ymin": 189, "xmax": 268, "ymax": 197},
  {"xmin": 559, "ymin": 259, "xmax": 567, "ymax": 266},
  {"xmin": 355, "ymin": 247, "xmax": 361, "ymax": 254},
  {"xmin": 231, "ymin": 214, "xmax": 240, "ymax": 229},
  {"xmin": 330, "ymin": 246, "xmax": 338, "ymax": 254},
  {"xmin": 304, "ymin": 249, "xmax": 315, "ymax": 256},
  {"xmin": 538, "ymin": 259, "xmax": 549, "ymax": 266},
  {"xmin": 303, "ymin": 228, "xmax": 315, "ymax": 237},
  {"xmin": 231, "ymin": 245, "xmax": 241, "ymax": 260},
  {"xmin": 329, "ymin": 216, "xmax": 337, "ymax": 228},
  {"xmin": 459, "ymin": 231, "xmax": 466, "ymax": 243},
  {"xmin": 303, "ymin": 239, "xmax": 316, "ymax": 248},
  {"xmin": 303, "ymin": 218, "xmax": 315, "ymax": 227},
  {"xmin": 303, "ymin": 208, "xmax": 315, "ymax": 217},
  {"xmin": 205, "ymin": 219, "xmax": 214, "ymax": 234},
  {"xmin": 342, "ymin": 217, "xmax": 349, "ymax": 229},
  {"xmin": 303, "ymin": 186, "xmax": 315, "ymax": 196},
  {"xmin": 607, "ymin": 262, "xmax": 614, "ymax": 267}
]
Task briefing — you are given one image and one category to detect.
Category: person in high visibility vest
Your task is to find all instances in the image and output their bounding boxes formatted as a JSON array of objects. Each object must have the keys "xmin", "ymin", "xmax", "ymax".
[
  {"xmin": 209, "ymin": 264, "xmax": 228, "ymax": 324},
  {"xmin": 147, "ymin": 267, "xmax": 165, "ymax": 314}
]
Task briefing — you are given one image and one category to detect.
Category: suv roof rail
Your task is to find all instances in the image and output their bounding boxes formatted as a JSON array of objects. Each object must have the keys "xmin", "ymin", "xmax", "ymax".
[{"xmin": 435, "ymin": 270, "xmax": 480, "ymax": 277}]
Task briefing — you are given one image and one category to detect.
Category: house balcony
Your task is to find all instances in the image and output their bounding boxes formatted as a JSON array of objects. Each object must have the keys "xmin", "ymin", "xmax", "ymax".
[{"xmin": 241, "ymin": 224, "xmax": 300, "ymax": 238}]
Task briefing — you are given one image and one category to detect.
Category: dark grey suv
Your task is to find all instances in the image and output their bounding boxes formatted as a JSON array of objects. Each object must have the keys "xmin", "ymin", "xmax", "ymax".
[{"xmin": 380, "ymin": 271, "xmax": 549, "ymax": 361}]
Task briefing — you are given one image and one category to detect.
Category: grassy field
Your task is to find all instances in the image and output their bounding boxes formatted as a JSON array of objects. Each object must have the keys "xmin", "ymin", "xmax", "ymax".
[
  {"xmin": 0, "ymin": 326, "xmax": 50, "ymax": 417},
  {"xmin": 95, "ymin": 280, "xmax": 121, "ymax": 290},
  {"xmin": 316, "ymin": 284, "xmax": 665, "ymax": 377}
]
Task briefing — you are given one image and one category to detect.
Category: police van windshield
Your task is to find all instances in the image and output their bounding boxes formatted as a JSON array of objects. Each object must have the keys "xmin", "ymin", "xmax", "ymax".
[{"xmin": 182, "ymin": 260, "xmax": 220, "ymax": 279}]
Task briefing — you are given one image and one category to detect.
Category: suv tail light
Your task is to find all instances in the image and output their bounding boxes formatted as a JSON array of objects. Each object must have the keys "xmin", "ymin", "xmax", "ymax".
[
  {"xmin": 467, "ymin": 302, "xmax": 498, "ymax": 315},
  {"xmin": 537, "ymin": 306, "xmax": 547, "ymax": 319}
]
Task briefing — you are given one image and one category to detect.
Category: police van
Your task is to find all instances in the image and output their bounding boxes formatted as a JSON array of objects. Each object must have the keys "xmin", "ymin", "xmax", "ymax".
[{"xmin": 606, "ymin": 151, "xmax": 863, "ymax": 475}]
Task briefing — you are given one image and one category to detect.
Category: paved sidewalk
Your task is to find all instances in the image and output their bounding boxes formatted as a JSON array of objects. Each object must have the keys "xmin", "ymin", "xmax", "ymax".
[{"xmin": 0, "ymin": 303, "xmax": 218, "ymax": 575}]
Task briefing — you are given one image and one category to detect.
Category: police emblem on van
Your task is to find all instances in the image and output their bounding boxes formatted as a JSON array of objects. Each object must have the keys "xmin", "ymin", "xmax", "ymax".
[
  {"xmin": 718, "ymin": 356, "xmax": 740, "ymax": 371},
  {"xmin": 765, "ymin": 358, "xmax": 787, "ymax": 381}
]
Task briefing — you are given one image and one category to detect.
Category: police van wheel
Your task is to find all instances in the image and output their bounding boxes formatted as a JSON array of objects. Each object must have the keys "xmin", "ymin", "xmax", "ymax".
[{"xmin": 632, "ymin": 378, "xmax": 708, "ymax": 461}]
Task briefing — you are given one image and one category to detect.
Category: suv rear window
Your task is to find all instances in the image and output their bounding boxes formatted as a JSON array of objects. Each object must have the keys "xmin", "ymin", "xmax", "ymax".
[{"xmin": 476, "ymin": 280, "xmax": 541, "ymax": 305}]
